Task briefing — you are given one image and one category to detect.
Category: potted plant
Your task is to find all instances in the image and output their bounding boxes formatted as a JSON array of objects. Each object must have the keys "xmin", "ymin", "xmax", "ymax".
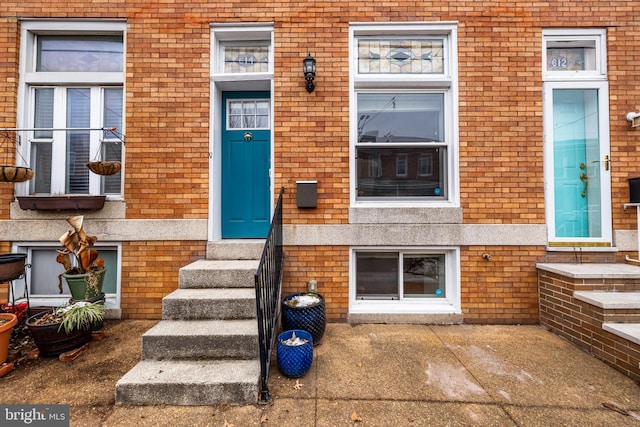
[
  {"xmin": 0, "ymin": 312, "xmax": 18, "ymax": 363},
  {"xmin": 281, "ymin": 292, "xmax": 326, "ymax": 346},
  {"xmin": 26, "ymin": 301, "xmax": 105, "ymax": 356},
  {"xmin": 276, "ymin": 329, "xmax": 313, "ymax": 378},
  {"xmin": 56, "ymin": 215, "xmax": 106, "ymax": 301}
]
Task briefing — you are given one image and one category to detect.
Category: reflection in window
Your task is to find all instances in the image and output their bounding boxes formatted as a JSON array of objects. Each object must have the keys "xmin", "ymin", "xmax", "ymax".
[{"xmin": 356, "ymin": 251, "xmax": 445, "ymax": 299}]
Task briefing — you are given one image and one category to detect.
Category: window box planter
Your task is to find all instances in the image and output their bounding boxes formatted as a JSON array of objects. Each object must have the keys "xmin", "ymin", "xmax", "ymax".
[{"xmin": 17, "ymin": 195, "xmax": 106, "ymax": 211}]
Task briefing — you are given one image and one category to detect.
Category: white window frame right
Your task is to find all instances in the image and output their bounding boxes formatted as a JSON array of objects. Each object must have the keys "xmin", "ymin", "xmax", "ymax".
[{"xmin": 349, "ymin": 22, "xmax": 459, "ymax": 208}]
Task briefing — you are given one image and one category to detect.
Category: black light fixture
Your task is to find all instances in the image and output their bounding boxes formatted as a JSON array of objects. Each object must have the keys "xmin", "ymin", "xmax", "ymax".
[{"xmin": 303, "ymin": 53, "xmax": 316, "ymax": 93}]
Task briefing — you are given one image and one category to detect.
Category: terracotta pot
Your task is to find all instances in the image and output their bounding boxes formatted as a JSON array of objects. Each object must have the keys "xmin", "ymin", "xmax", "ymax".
[{"xmin": 0, "ymin": 313, "xmax": 18, "ymax": 363}]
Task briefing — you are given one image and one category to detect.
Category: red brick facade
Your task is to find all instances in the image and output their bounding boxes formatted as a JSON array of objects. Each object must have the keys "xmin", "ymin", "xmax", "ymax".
[{"xmin": 1, "ymin": 2, "xmax": 639, "ymax": 323}]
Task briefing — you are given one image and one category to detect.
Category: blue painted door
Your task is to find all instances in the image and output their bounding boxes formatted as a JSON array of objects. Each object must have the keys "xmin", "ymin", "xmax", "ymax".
[
  {"xmin": 222, "ymin": 92, "xmax": 270, "ymax": 238},
  {"xmin": 552, "ymin": 89, "xmax": 601, "ymax": 238}
]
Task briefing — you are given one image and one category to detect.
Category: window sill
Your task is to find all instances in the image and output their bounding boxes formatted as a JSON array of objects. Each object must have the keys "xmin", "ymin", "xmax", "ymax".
[
  {"xmin": 16, "ymin": 195, "xmax": 106, "ymax": 211},
  {"xmin": 349, "ymin": 205, "xmax": 463, "ymax": 224}
]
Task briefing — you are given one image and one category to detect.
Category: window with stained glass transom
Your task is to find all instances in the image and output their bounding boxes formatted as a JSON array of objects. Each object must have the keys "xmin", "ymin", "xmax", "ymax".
[{"xmin": 358, "ymin": 38, "xmax": 445, "ymax": 74}]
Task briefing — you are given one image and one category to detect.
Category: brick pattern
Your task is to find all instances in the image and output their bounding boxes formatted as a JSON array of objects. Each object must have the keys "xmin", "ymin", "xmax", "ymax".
[
  {"xmin": 461, "ymin": 246, "xmax": 544, "ymax": 324},
  {"xmin": 539, "ymin": 269, "xmax": 640, "ymax": 382},
  {"xmin": 0, "ymin": 19, "xmax": 20, "ymax": 221},
  {"xmin": 0, "ymin": 2, "xmax": 639, "ymax": 323},
  {"xmin": 281, "ymin": 246, "xmax": 349, "ymax": 322},
  {"xmin": 120, "ymin": 241, "xmax": 206, "ymax": 319}
]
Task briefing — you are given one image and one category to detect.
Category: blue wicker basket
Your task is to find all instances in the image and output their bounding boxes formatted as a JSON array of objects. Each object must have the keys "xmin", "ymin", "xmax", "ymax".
[
  {"xmin": 281, "ymin": 292, "xmax": 326, "ymax": 346},
  {"xmin": 277, "ymin": 329, "xmax": 313, "ymax": 378}
]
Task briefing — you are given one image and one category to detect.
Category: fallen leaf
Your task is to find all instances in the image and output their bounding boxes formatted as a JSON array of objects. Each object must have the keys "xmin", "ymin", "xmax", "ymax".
[
  {"xmin": 293, "ymin": 379, "xmax": 303, "ymax": 390},
  {"xmin": 223, "ymin": 419, "xmax": 235, "ymax": 427},
  {"xmin": 602, "ymin": 402, "xmax": 629, "ymax": 416},
  {"xmin": 356, "ymin": 361, "xmax": 362, "ymax": 368},
  {"xmin": 260, "ymin": 414, "xmax": 268, "ymax": 424},
  {"xmin": 351, "ymin": 411, "xmax": 363, "ymax": 423}
]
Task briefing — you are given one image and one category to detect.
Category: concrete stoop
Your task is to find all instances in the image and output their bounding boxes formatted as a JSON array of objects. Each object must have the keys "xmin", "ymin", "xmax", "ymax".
[{"xmin": 115, "ymin": 240, "xmax": 264, "ymax": 406}]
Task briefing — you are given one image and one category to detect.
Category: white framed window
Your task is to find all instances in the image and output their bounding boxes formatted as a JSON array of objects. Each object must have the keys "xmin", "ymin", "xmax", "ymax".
[
  {"xmin": 226, "ymin": 99, "xmax": 270, "ymax": 130},
  {"xmin": 350, "ymin": 22, "xmax": 458, "ymax": 205},
  {"xmin": 10, "ymin": 242, "xmax": 121, "ymax": 310},
  {"xmin": 542, "ymin": 29, "xmax": 607, "ymax": 80},
  {"xmin": 350, "ymin": 247, "xmax": 460, "ymax": 314},
  {"xmin": 542, "ymin": 29, "xmax": 612, "ymax": 247},
  {"xmin": 211, "ymin": 25, "xmax": 274, "ymax": 77},
  {"xmin": 18, "ymin": 21, "xmax": 126, "ymax": 198}
]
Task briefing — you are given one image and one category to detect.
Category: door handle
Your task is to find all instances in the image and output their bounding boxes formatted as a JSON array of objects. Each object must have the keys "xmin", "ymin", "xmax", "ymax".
[
  {"xmin": 592, "ymin": 155, "xmax": 610, "ymax": 171},
  {"xmin": 580, "ymin": 172, "xmax": 588, "ymax": 198}
]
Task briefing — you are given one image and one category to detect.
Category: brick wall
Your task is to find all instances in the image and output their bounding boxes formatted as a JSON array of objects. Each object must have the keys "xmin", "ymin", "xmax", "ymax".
[
  {"xmin": 282, "ymin": 245, "xmax": 349, "ymax": 322},
  {"xmin": 539, "ymin": 269, "xmax": 640, "ymax": 382},
  {"xmin": 120, "ymin": 241, "xmax": 206, "ymax": 318},
  {"xmin": 0, "ymin": 1, "xmax": 639, "ymax": 322}
]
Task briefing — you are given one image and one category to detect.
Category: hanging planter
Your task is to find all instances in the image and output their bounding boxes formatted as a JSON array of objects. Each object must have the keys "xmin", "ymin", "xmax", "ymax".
[
  {"xmin": 86, "ymin": 161, "xmax": 121, "ymax": 176},
  {"xmin": 0, "ymin": 166, "xmax": 34, "ymax": 183},
  {"xmin": 86, "ymin": 127, "xmax": 124, "ymax": 176},
  {"xmin": 0, "ymin": 131, "xmax": 33, "ymax": 183}
]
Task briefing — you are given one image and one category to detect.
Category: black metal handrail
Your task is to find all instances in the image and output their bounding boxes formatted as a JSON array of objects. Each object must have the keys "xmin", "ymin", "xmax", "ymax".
[{"xmin": 255, "ymin": 186, "xmax": 285, "ymax": 403}]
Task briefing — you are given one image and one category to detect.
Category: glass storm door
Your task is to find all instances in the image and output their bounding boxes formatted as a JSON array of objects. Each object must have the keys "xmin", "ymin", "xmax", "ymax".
[
  {"xmin": 545, "ymin": 83, "xmax": 611, "ymax": 245},
  {"xmin": 221, "ymin": 92, "xmax": 271, "ymax": 238}
]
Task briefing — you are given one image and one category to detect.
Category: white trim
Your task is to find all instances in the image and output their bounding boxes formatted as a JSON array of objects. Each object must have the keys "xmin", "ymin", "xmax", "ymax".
[
  {"xmin": 542, "ymin": 28, "xmax": 607, "ymax": 81},
  {"xmin": 543, "ymin": 80, "xmax": 612, "ymax": 245},
  {"xmin": 209, "ymin": 24, "xmax": 274, "ymax": 241},
  {"xmin": 10, "ymin": 241, "xmax": 122, "ymax": 312},
  {"xmin": 349, "ymin": 246, "xmax": 461, "ymax": 315},
  {"xmin": 349, "ymin": 22, "xmax": 459, "ymax": 208}
]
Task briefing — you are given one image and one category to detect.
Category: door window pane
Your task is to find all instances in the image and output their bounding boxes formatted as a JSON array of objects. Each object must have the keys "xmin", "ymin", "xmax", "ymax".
[{"xmin": 552, "ymin": 89, "xmax": 602, "ymax": 238}]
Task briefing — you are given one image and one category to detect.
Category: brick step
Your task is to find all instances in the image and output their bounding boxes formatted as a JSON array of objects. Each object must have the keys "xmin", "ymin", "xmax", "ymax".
[
  {"xmin": 141, "ymin": 319, "xmax": 259, "ymax": 360},
  {"xmin": 162, "ymin": 288, "xmax": 256, "ymax": 320},
  {"xmin": 179, "ymin": 259, "xmax": 259, "ymax": 289},
  {"xmin": 574, "ymin": 291, "xmax": 640, "ymax": 310},
  {"xmin": 115, "ymin": 359, "xmax": 260, "ymax": 405},
  {"xmin": 602, "ymin": 323, "xmax": 640, "ymax": 346}
]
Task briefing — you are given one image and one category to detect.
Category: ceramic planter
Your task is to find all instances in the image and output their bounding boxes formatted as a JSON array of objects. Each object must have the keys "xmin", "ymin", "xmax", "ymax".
[
  {"xmin": 281, "ymin": 292, "xmax": 326, "ymax": 346},
  {"xmin": 0, "ymin": 313, "xmax": 18, "ymax": 363},
  {"xmin": 276, "ymin": 329, "xmax": 313, "ymax": 378},
  {"xmin": 63, "ymin": 268, "xmax": 107, "ymax": 301}
]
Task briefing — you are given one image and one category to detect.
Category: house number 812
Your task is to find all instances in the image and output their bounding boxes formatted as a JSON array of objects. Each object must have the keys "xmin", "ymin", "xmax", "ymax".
[{"xmin": 550, "ymin": 56, "xmax": 568, "ymax": 69}]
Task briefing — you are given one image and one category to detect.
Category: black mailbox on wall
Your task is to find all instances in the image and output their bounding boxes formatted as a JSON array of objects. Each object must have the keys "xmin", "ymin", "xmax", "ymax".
[{"xmin": 296, "ymin": 181, "xmax": 317, "ymax": 208}]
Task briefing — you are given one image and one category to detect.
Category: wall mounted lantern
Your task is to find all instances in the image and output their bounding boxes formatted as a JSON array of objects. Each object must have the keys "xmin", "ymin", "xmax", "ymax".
[
  {"xmin": 627, "ymin": 111, "xmax": 640, "ymax": 128},
  {"xmin": 303, "ymin": 53, "xmax": 316, "ymax": 93}
]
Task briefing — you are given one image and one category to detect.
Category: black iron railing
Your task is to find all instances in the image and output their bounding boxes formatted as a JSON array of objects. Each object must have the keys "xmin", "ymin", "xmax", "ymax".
[{"xmin": 255, "ymin": 186, "xmax": 285, "ymax": 403}]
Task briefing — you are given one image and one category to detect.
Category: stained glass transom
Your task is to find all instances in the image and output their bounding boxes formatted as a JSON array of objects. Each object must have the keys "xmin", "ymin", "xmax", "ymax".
[
  {"xmin": 358, "ymin": 38, "xmax": 444, "ymax": 74},
  {"xmin": 223, "ymin": 45, "xmax": 269, "ymax": 73}
]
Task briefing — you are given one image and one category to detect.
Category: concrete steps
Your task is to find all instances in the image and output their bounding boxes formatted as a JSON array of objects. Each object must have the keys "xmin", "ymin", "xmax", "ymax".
[
  {"xmin": 116, "ymin": 359, "xmax": 261, "ymax": 405},
  {"xmin": 116, "ymin": 240, "xmax": 264, "ymax": 406}
]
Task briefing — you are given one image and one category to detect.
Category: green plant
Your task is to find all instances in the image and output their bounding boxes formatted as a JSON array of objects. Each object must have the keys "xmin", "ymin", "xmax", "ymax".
[{"xmin": 32, "ymin": 302, "xmax": 106, "ymax": 334}]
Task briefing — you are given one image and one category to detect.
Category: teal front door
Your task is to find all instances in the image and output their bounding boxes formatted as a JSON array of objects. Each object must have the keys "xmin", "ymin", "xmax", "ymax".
[
  {"xmin": 222, "ymin": 92, "xmax": 271, "ymax": 238},
  {"xmin": 545, "ymin": 82, "xmax": 612, "ymax": 245}
]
